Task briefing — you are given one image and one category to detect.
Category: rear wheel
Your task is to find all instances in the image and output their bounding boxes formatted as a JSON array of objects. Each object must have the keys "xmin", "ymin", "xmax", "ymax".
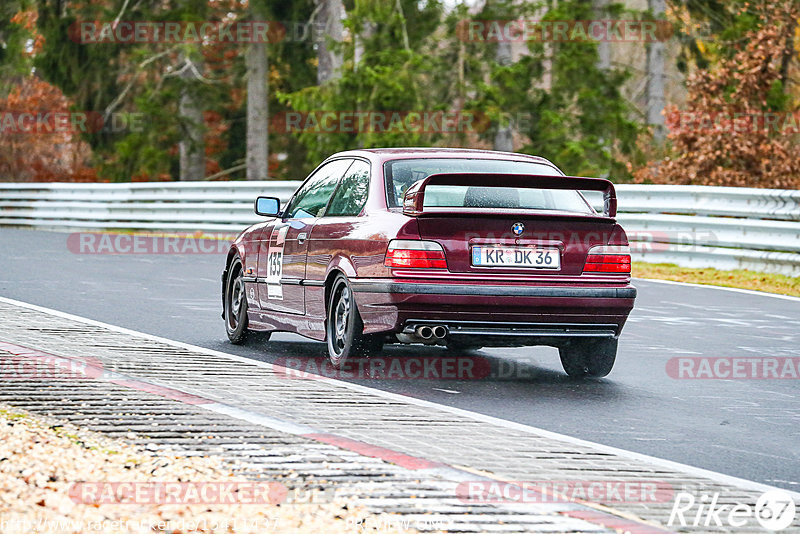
[
  {"xmin": 559, "ymin": 338, "xmax": 618, "ymax": 378},
  {"xmin": 326, "ymin": 275, "xmax": 383, "ymax": 368},
  {"xmin": 446, "ymin": 338, "xmax": 483, "ymax": 352}
]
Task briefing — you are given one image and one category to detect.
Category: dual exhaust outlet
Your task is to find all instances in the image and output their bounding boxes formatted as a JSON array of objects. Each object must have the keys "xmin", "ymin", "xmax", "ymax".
[
  {"xmin": 416, "ymin": 325, "xmax": 448, "ymax": 341},
  {"xmin": 395, "ymin": 324, "xmax": 449, "ymax": 345}
]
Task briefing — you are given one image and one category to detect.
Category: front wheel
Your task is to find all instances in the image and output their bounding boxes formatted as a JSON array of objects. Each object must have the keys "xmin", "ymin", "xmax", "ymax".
[
  {"xmin": 559, "ymin": 338, "xmax": 618, "ymax": 378},
  {"xmin": 224, "ymin": 257, "xmax": 250, "ymax": 344},
  {"xmin": 326, "ymin": 275, "xmax": 383, "ymax": 368}
]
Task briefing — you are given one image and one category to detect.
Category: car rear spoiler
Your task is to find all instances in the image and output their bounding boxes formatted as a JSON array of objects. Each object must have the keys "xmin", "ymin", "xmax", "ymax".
[{"xmin": 402, "ymin": 173, "xmax": 617, "ymax": 218}]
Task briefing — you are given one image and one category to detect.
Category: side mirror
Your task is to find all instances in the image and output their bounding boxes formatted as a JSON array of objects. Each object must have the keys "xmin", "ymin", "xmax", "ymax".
[{"xmin": 254, "ymin": 196, "xmax": 280, "ymax": 217}]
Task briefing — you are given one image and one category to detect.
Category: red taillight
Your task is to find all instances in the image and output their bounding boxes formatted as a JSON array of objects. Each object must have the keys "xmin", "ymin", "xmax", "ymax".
[
  {"xmin": 583, "ymin": 246, "xmax": 631, "ymax": 274},
  {"xmin": 385, "ymin": 240, "xmax": 447, "ymax": 269}
]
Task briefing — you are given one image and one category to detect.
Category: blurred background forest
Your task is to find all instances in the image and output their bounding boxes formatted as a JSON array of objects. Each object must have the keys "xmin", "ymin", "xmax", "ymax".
[{"xmin": 0, "ymin": 0, "xmax": 798, "ymax": 188}]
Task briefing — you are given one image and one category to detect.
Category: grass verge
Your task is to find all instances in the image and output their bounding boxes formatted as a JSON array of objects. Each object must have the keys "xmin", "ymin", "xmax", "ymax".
[{"xmin": 632, "ymin": 262, "xmax": 800, "ymax": 297}]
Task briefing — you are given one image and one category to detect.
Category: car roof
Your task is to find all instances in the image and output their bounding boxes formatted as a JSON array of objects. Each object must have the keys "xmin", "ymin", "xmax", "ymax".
[{"xmin": 327, "ymin": 147, "xmax": 558, "ymax": 167}]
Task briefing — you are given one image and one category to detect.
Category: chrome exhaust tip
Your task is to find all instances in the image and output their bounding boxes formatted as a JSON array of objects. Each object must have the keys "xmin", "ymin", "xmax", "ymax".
[
  {"xmin": 432, "ymin": 325, "xmax": 448, "ymax": 339},
  {"xmin": 416, "ymin": 325, "xmax": 434, "ymax": 340}
]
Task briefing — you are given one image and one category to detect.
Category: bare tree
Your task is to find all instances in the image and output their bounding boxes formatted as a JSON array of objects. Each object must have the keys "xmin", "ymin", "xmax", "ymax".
[
  {"xmin": 594, "ymin": 0, "xmax": 611, "ymax": 70},
  {"xmin": 315, "ymin": 0, "xmax": 345, "ymax": 84},
  {"xmin": 646, "ymin": 0, "xmax": 666, "ymax": 142},
  {"xmin": 178, "ymin": 55, "xmax": 205, "ymax": 181},
  {"xmin": 354, "ymin": 21, "xmax": 375, "ymax": 70},
  {"xmin": 245, "ymin": 37, "xmax": 269, "ymax": 180},
  {"xmin": 493, "ymin": 39, "xmax": 514, "ymax": 152}
]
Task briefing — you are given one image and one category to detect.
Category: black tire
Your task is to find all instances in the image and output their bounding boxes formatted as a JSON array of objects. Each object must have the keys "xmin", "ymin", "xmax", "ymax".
[
  {"xmin": 326, "ymin": 275, "xmax": 383, "ymax": 368},
  {"xmin": 445, "ymin": 338, "xmax": 483, "ymax": 352},
  {"xmin": 224, "ymin": 257, "xmax": 250, "ymax": 344},
  {"xmin": 559, "ymin": 338, "xmax": 618, "ymax": 378}
]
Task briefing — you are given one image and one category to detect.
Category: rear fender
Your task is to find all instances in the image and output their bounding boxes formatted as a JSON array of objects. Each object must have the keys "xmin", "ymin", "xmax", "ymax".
[
  {"xmin": 608, "ymin": 224, "xmax": 630, "ymax": 246},
  {"xmin": 327, "ymin": 255, "xmax": 357, "ymax": 281},
  {"xmin": 395, "ymin": 217, "xmax": 422, "ymax": 240}
]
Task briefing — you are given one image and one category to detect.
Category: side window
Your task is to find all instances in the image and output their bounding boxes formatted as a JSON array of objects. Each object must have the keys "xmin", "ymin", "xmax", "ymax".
[
  {"xmin": 284, "ymin": 159, "xmax": 353, "ymax": 219},
  {"xmin": 325, "ymin": 160, "xmax": 371, "ymax": 217}
]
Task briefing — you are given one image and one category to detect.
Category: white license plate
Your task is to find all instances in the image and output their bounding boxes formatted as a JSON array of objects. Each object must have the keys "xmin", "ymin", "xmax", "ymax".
[{"xmin": 471, "ymin": 246, "xmax": 560, "ymax": 269}]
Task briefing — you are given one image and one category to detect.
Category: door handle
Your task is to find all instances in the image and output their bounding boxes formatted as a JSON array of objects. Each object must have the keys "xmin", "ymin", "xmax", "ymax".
[{"xmin": 297, "ymin": 232, "xmax": 307, "ymax": 244}]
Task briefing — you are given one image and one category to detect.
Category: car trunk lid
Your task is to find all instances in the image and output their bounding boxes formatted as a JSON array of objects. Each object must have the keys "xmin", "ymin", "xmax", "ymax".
[{"xmin": 403, "ymin": 173, "xmax": 620, "ymax": 277}]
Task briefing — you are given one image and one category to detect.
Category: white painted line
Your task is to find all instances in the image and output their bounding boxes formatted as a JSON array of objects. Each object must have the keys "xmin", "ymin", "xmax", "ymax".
[
  {"xmin": 205, "ymin": 403, "xmax": 317, "ymax": 435},
  {"xmin": 1, "ymin": 295, "xmax": 799, "ymax": 502},
  {"xmin": 634, "ymin": 277, "xmax": 800, "ymax": 303}
]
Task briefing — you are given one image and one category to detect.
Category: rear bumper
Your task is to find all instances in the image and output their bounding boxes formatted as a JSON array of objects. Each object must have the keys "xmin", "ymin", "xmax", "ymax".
[
  {"xmin": 401, "ymin": 319, "xmax": 619, "ymax": 337},
  {"xmin": 351, "ymin": 281, "xmax": 636, "ymax": 299},
  {"xmin": 351, "ymin": 279, "xmax": 636, "ymax": 340}
]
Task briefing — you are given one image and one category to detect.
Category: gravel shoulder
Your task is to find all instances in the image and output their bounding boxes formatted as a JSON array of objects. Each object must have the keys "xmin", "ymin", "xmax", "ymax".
[{"xmin": 0, "ymin": 405, "xmax": 410, "ymax": 534}]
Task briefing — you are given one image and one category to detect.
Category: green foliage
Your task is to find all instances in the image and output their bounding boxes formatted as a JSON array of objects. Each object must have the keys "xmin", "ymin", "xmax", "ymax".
[
  {"xmin": 280, "ymin": 0, "xmax": 446, "ymax": 170},
  {"xmin": 670, "ymin": 0, "xmax": 766, "ymax": 71},
  {"xmin": 0, "ymin": 0, "xmax": 34, "ymax": 89},
  {"xmin": 4, "ymin": 0, "xmax": 674, "ymax": 182},
  {"xmin": 99, "ymin": 89, "xmax": 182, "ymax": 180},
  {"xmin": 463, "ymin": 0, "xmax": 642, "ymax": 178},
  {"xmin": 28, "ymin": 0, "xmax": 256, "ymax": 181},
  {"xmin": 281, "ymin": 0, "xmax": 643, "ymax": 179}
]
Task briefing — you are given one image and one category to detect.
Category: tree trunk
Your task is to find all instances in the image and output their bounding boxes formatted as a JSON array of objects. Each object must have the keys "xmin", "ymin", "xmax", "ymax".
[
  {"xmin": 354, "ymin": 21, "xmax": 375, "ymax": 70},
  {"xmin": 646, "ymin": 0, "xmax": 666, "ymax": 142},
  {"xmin": 594, "ymin": 0, "xmax": 611, "ymax": 70},
  {"xmin": 246, "ymin": 41, "xmax": 269, "ymax": 181},
  {"xmin": 178, "ymin": 56, "xmax": 205, "ymax": 181},
  {"xmin": 315, "ymin": 0, "xmax": 345, "ymax": 84},
  {"xmin": 492, "ymin": 40, "xmax": 514, "ymax": 152},
  {"xmin": 779, "ymin": 22, "xmax": 794, "ymax": 89}
]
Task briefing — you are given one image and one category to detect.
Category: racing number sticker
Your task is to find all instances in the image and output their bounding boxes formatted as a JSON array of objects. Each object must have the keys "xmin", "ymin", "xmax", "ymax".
[{"xmin": 266, "ymin": 226, "xmax": 288, "ymax": 300}]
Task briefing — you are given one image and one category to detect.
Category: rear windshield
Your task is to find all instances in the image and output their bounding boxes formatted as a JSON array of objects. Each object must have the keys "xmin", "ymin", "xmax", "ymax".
[{"xmin": 384, "ymin": 158, "xmax": 594, "ymax": 214}]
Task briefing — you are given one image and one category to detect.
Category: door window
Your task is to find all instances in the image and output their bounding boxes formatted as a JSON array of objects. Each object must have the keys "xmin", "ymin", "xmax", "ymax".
[
  {"xmin": 284, "ymin": 159, "xmax": 353, "ymax": 219},
  {"xmin": 325, "ymin": 160, "xmax": 371, "ymax": 217}
]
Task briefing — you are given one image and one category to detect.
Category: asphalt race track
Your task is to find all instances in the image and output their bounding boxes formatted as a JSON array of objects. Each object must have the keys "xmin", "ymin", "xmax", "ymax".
[{"xmin": 1, "ymin": 227, "xmax": 798, "ymax": 491}]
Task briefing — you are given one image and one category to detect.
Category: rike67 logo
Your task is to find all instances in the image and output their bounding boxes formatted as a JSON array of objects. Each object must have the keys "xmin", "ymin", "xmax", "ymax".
[{"xmin": 669, "ymin": 490, "xmax": 797, "ymax": 531}]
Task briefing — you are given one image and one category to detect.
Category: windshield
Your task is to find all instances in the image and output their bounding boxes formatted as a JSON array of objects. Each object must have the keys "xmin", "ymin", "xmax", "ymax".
[{"xmin": 383, "ymin": 158, "xmax": 593, "ymax": 214}]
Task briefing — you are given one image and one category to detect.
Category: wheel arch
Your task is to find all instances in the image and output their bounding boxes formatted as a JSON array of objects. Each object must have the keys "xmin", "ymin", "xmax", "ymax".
[
  {"xmin": 323, "ymin": 267, "xmax": 348, "ymax": 316},
  {"xmin": 221, "ymin": 245, "xmax": 244, "ymax": 315}
]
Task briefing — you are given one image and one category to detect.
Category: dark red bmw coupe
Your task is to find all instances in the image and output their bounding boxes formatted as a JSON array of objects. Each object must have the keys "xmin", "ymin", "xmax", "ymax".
[{"xmin": 222, "ymin": 148, "xmax": 636, "ymax": 378}]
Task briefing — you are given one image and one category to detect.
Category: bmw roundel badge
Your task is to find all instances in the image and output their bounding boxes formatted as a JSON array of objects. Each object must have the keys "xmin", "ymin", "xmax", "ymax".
[{"xmin": 512, "ymin": 222, "xmax": 525, "ymax": 236}]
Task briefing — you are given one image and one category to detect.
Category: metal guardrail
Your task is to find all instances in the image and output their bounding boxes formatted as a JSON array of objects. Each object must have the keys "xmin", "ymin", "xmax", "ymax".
[
  {"xmin": 0, "ymin": 181, "xmax": 298, "ymax": 232},
  {"xmin": 585, "ymin": 185, "xmax": 800, "ymax": 276},
  {"xmin": 0, "ymin": 181, "xmax": 798, "ymax": 275}
]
